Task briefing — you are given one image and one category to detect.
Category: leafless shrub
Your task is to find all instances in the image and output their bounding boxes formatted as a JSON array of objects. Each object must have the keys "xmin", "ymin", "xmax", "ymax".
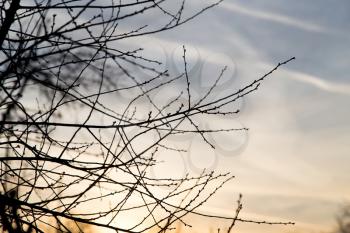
[{"xmin": 0, "ymin": 0, "xmax": 294, "ymax": 232}]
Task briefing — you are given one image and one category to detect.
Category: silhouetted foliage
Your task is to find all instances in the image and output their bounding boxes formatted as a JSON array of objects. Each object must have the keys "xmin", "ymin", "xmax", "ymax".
[
  {"xmin": 334, "ymin": 204, "xmax": 350, "ymax": 233},
  {"xmin": 0, "ymin": 0, "xmax": 294, "ymax": 232}
]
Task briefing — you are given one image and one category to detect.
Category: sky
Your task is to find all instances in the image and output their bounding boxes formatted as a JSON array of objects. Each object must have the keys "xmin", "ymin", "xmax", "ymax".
[
  {"xmin": 10, "ymin": 0, "xmax": 350, "ymax": 232},
  {"xmin": 120, "ymin": 1, "xmax": 350, "ymax": 232}
]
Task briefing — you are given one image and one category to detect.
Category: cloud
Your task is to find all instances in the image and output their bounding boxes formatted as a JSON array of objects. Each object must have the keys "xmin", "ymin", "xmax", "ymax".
[
  {"xmin": 220, "ymin": 2, "xmax": 326, "ymax": 33},
  {"xmin": 283, "ymin": 69, "xmax": 350, "ymax": 95}
]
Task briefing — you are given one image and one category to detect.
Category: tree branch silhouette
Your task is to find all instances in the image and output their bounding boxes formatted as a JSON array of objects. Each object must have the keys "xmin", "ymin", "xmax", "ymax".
[{"xmin": 0, "ymin": 0, "xmax": 295, "ymax": 232}]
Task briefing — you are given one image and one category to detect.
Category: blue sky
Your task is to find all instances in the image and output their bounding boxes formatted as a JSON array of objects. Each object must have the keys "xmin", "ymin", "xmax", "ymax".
[
  {"xmin": 17, "ymin": 1, "xmax": 349, "ymax": 232},
  {"xmin": 121, "ymin": 1, "xmax": 350, "ymax": 232}
]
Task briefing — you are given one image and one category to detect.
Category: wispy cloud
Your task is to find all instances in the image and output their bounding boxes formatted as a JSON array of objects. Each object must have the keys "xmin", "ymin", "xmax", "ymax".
[
  {"xmin": 220, "ymin": 2, "xmax": 326, "ymax": 33},
  {"xmin": 284, "ymin": 69, "xmax": 350, "ymax": 95}
]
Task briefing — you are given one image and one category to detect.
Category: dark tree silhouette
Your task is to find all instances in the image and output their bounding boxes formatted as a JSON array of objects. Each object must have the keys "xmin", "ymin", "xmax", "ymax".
[
  {"xmin": 334, "ymin": 204, "xmax": 350, "ymax": 233},
  {"xmin": 0, "ymin": 0, "xmax": 294, "ymax": 232}
]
